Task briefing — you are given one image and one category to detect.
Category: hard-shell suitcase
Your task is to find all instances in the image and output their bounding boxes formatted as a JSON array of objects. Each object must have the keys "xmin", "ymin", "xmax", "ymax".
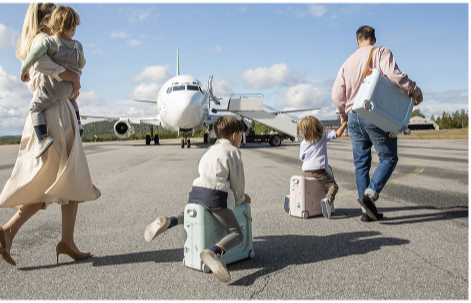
[
  {"xmin": 183, "ymin": 202, "xmax": 255, "ymax": 273},
  {"xmin": 352, "ymin": 68, "xmax": 414, "ymax": 136},
  {"xmin": 285, "ymin": 176, "xmax": 326, "ymax": 219}
]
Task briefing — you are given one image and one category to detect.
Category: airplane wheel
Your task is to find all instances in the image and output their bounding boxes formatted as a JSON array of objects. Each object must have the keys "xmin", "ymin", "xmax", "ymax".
[
  {"xmin": 181, "ymin": 139, "xmax": 184, "ymax": 148},
  {"xmin": 187, "ymin": 139, "xmax": 191, "ymax": 148},
  {"xmin": 203, "ymin": 133, "xmax": 208, "ymax": 143},
  {"xmin": 146, "ymin": 135, "xmax": 151, "ymax": 145},
  {"xmin": 154, "ymin": 135, "xmax": 159, "ymax": 145}
]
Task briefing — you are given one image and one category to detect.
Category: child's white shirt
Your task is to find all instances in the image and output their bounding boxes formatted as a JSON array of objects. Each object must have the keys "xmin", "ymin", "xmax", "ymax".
[
  {"xmin": 299, "ymin": 130, "xmax": 337, "ymax": 172},
  {"xmin": 192, "ymin": 138, "xmax": 245, "ymax": 211}
]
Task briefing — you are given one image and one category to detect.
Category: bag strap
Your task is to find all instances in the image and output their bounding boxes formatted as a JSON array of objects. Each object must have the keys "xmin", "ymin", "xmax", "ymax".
[{"xmin": 362, "ymin": 46, "xmax": 375, "ymax": 79}]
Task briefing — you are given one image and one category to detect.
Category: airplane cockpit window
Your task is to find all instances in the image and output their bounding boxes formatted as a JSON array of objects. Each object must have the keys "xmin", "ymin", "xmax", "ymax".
[
  {"xmin": 187, "ymin": 85, "xmax": 199, "ymax": 91},
  {"xmin": 173, "ymin": 85, "xmax": 185, "ymax": 91}
]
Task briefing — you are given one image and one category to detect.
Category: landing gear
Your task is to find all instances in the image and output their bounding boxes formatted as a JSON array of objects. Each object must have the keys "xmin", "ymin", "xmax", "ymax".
[
  {"xmin": 146, "ymin": 125, "xmax": 160, "ymax": 145},
  {"xmin": 181, "ymin": 132, "xmax": 191, "ymax": 148}
]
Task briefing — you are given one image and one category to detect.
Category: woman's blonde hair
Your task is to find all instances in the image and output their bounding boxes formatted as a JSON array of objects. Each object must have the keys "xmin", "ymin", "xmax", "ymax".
[
  {"xmin": 48, "ymin": 6, "xmax": 80, "ymax": 36},
  {"xmin": 16, "ymin": 3, "xmax": 56, "ymax": 61},
  {"xmin": 297, "ymin": 116, "xmax": 324, "ymax": 143}
]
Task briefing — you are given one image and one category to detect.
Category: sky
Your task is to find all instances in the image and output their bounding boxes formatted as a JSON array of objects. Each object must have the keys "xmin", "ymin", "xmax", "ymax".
[{"xmin": 0, "ymin": 1, "xmax": 468, "ymax": 136}]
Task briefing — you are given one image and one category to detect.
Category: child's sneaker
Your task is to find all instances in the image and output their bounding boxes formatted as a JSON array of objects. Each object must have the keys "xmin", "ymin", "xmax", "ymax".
[
  {"xmin": 200, "ymin": 249, "xmax": 231, "ymax": 283},
  {"xmin": 144, "ymin": 216, "xmax": 170, "ymax": 242},
  {"xmin": 320, "ymin": 198, "xmax": 333, "ymax": 219},
  {"xmin": 78, "ymin": 122, "xmax": 84, "ymax": 137},
  {"xmin": 35, "ymin": 136, "xmax": 54, "ymax": 159}
]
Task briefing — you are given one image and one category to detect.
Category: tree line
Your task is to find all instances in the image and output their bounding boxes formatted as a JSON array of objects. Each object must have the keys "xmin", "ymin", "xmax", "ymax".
[{"xmin": 412, "ymin": 108, "xmax": 468, "ymax": 129}]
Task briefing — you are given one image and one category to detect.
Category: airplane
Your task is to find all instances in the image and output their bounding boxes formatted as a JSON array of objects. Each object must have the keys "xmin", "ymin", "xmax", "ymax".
[{"xmin": 81, "ymin": 49, "xmax": 221, "ymax": 148}]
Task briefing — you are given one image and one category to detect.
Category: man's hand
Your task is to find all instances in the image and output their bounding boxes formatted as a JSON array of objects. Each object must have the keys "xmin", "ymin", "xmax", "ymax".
[
  {"xmin": 20, "ymin": 73, "xmax": 30, "ymax": 82},
  {"xmin": 414, "ymin": 93, "xmax": 423, "ymax": 106}
]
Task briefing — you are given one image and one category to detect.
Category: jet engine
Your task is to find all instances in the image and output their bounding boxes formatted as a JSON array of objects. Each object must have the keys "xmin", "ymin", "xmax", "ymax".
[{"xmin": 114, "ymin": 118, "xmax": 135, "ymax": 139}]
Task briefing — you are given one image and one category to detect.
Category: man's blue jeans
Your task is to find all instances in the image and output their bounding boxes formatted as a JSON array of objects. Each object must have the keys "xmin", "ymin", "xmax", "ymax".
[{"xmin": 348, "ymin": 112, "xmax": 398, "ymax": 207}]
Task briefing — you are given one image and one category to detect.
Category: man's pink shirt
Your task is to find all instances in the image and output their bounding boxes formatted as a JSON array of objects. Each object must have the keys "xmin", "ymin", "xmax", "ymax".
[{"xmin": 332, "ymin": 45, "xmax": 422, "ymax": 121}]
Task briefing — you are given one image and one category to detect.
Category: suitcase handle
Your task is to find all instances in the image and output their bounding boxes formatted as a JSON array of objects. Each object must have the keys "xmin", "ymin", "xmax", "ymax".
[{"xmin": 243, "ymin": 210, "xmax": 253, "ymax": 222}]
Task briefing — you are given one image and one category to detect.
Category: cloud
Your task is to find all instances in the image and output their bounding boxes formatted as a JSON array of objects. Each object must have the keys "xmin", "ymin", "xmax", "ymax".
[
  {"xmin": 292, "ymin": 4, "xmax": 327, "ymax": 18},
  {"xmin": 0, "ymin": 65, "xmax": 36, "ymax": 135},
  {"xmin": 308, "ymin": 4, "xmax": 327, "ymax": 17},
  {"xmin": 129, "ymin": 8, "xmax": 156, "ymax": 22},
  {"xmin": 211, "ymin": 46, "xmax": 222, "ymax": 52},
  {"xmin": 236, "ymin": 6, "xmax": 247, "ymax": 13},
  {"xmin": 213, "ymin": 78, "xmax": 234, "ymax": 97},
  {"xmin": 415, "ymin": 89, "xmax": 468, "ymax": 119},
  {"xmin": 111, "ymin": 31, "xmax": 126, "ymax": 39},
  {"xmin": 127, "ymin": 39, "xmax": 142, "ymax": 46},
  {"xmin": 131, "ymin": 65, "xmax": 171, "ymax": 83},
  {"xmin": 0, "ymin": 24, "xmax": 18, "ymax": 50},
  {"xmin": 241, "ymin": 63, "xmax": 300, "ymax": 89},
  {"xmin": 77, "ymin": 90, "xmax": 106, "ymax": 107},
  {"xmin": 91, "ymin": 49, "xmax": 103, "ymax": 55},
  {"xmin": 281, "ymin": 83, "xmax": 328, "ymax": 108},
  {"xmin": 127, "ymin": 82, "xmax": 162, "ymax": 101}
]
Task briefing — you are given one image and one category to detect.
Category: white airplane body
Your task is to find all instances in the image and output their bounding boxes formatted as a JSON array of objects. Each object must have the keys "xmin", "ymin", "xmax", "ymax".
[
  {"xmin": 82, "ymin": 49, "xmax": 219, "ymax": 148},
  {"xmin": 157, "ymin": 74, "xmax": 209, "ymax": 133}
]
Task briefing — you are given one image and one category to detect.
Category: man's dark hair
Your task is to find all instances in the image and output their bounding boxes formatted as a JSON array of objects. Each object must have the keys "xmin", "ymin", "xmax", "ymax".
[{"xmin": 356, "ymin": 25, "xmax": 375, "ymax": 42}]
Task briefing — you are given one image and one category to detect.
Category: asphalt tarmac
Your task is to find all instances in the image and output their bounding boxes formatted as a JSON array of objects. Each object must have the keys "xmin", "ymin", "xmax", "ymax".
[{"xmin": 0, "ymin": 138, "xmax": 468, "ymax": 300}]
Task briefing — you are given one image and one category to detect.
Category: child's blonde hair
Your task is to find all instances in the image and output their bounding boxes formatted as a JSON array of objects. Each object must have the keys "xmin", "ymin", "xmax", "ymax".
[
  {"xmin": 214, "ymin": 116, "xmax": 246, "ymax": 139},
  {"xmin": 16, "ymin": 3, "xmax": 56, "ymax": 61},
  {"xmin": 297, "ymin": 116, "xmax": 324, "ymax": 143},
  {"xmin": 48, "ymin": 6, "xmax": 80, "ymax": 36}
]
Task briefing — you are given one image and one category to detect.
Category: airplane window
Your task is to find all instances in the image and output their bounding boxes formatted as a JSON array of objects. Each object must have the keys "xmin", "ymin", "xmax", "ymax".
[
  {"xmin": 187, "ymin": 85, "xmax": 199, "ymax": 91},
  {"xmin": 173, "ymin": 85, "xmax": 185, "ymax": 91}
]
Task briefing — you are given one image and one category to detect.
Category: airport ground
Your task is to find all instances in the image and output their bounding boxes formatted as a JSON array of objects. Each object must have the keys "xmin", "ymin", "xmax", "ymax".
[{"xmin": 0, "ymin": 138, "xmax": 468, "ymax": 300}]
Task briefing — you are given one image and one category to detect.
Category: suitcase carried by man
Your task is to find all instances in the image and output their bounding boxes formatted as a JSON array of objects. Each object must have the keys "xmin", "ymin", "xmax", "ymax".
[
  {"xmin": 352, "ymin": 68, "xmax": 414, "ymax": 136},
  {"xmin": 183, "ymin": 202, "xmax": 255, "ymax": 273},
  {"xmin": 285, "ymin": 175, "xmax": 326, "ymax": 219}
]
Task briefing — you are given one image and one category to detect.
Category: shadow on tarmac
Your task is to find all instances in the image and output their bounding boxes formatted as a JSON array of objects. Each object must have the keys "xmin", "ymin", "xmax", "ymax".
[
  {"xmin": 18, "ymin": 248, "xmax": 182, "ymax": 271},
  {"xmin": 228, "ymin": 231, "xmax": 409, "ymax": 286},
  {"xmin": 338, "ymin": 206, "xmax": 468, "ymax": 225}
]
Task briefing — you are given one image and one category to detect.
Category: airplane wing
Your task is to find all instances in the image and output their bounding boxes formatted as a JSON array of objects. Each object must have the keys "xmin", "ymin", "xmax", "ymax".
[
  {"xmin": 81, "ymin": 114, "xmax": 161, "ymax": 126},
  {"xmin": 204, "ymin": 114, "xmax": 219, "ymax": 126}
]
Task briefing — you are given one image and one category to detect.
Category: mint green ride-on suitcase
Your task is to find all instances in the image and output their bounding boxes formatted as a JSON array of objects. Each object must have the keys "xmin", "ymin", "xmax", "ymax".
[{"xmin": 183, "ymin": 203, "xmax": 255, "ymax": 273}]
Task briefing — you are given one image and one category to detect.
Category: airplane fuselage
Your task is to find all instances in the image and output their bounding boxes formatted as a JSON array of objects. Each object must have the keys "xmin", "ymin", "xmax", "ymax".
[{"xmin": 157, "ymin": 75, "xmax": 209, "ymax": 133}]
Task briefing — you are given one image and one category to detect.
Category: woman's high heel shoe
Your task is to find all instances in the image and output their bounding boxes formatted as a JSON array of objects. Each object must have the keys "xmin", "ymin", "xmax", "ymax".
[
  {"xmin": 0, "ymin": 226, "xmax": 16, "ymax": 266},
  {"xmin": 56, "ymin": 241, "xmax": 90, "ymax": 263}
]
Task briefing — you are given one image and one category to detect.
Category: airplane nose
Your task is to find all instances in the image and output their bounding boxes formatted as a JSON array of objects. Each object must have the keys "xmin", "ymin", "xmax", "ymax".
[{"xmin": 171, "ymin": 92, "xmax": 206, "ymax": 128}]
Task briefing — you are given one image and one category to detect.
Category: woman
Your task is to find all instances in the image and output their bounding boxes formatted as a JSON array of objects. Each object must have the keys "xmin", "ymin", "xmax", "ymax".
[{"xmin": 0, "ymin": 3, "xmax": 100, "ymax": 266}]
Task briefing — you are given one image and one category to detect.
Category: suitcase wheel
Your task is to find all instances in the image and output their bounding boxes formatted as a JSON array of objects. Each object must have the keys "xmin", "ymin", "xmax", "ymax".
[
  {"xmin": 202, "ymin": 263, "xmax": 212, "ymax": 273},
  {"xmin": 249, "ymin": 250, "xmax": 255, "ymax": 259},
  {"xmin": 302, "ymin": 211, "xmax": 309, "ymax": 219},
  {"xmin": 182, "ymin": 257, "xmax": 185, "ymax": 266}
]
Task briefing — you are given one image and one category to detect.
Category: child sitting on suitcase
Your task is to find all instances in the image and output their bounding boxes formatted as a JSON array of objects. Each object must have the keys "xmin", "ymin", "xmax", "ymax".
[
  {"xmin": 297, "ymin": 116, "xmax": 347, "ymax": 219},
  {"xmin": 144, "ymin": 115, "xmax": 251, "ymax": 283}
]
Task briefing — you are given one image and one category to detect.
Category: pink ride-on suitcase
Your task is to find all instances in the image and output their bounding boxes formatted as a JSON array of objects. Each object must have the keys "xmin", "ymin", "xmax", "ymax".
[
  {"xmin": 285, "ymin": 176, "xmax": 325, "ymax": 219},
  {"xmin": 352, "ymin": 68, "xmax": 414, "ymax": 136}
]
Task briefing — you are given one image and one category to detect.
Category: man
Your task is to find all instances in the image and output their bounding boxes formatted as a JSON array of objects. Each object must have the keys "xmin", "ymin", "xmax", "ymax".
[{"xmin": 332, "ymin": 25, "xmax": 423, "ymax": 222}]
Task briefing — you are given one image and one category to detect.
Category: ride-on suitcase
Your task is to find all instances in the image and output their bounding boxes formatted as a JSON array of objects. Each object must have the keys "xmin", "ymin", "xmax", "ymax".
[
  {"xmin": 285, "ymin": 176, "xmax": 325, "ymax": 219},
  {"xmin": 183, "ymin": 202, "xmax": 255, "ymax": 273},
  {"xmin": 352, "ymin": 68, "xmax": 414, "ymax": 136}
]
